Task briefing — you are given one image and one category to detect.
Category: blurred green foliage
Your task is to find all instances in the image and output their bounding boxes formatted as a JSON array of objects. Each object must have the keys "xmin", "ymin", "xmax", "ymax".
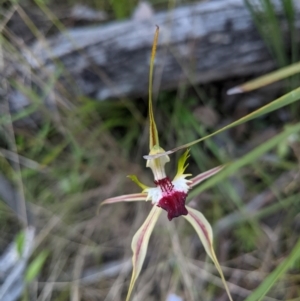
[{"xmin": 1, "ymin": 0, "xmax": 300, "ymax": 300}]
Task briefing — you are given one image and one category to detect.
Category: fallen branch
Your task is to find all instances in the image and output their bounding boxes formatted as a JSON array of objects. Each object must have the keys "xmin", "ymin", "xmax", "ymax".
[{"xmin": 7, "ymin": 0, "xmax": 300, "ymax": 105}]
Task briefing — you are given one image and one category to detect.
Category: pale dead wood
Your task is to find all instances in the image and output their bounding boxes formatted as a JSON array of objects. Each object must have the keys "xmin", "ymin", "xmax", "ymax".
[{"xmin": 6, "ymin": 0, "xmax": 300, "ymax": 106}]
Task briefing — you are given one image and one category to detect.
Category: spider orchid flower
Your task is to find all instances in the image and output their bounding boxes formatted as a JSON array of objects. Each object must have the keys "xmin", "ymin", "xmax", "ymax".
[{"xmin": 101, "ymin": 27, "xmax": 233, "ymax": 301}]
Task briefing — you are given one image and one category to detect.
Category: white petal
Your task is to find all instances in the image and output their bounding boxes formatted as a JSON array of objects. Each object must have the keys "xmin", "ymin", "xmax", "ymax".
[
  {"xmin": 145, "ymin": 187, "xmax": 163, "ymax": 204},
  {"xmin": 172, "ymin": 176, "xmax": 190, "ymax": 194}
]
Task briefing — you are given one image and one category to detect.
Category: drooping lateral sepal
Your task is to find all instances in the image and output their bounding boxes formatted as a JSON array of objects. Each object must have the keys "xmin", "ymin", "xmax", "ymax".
[
  {"xmin": 183, "ymin": 206, "xmax": 233, "ymax": 301},
  {"xmin": 126, "ymin": 206, "xmax": 162, "ymax": 301}
]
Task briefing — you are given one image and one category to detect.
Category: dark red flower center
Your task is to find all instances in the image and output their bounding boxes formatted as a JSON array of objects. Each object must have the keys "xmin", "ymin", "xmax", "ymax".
[{"xmin": 154, "ymin": 177, "xmax": 188, "ymax": 221}]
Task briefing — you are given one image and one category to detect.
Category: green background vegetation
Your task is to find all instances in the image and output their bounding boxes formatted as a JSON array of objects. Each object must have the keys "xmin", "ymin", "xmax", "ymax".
[{"xmin": 1, "ymin": 0, "xmax": 300, "ymax": 300}]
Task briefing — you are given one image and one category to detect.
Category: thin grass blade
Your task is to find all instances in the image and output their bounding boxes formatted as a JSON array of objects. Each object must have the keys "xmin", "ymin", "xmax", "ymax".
[
  {"xmin": 245, "ymin": 238, "xmax": 300, "ymax": 301},
  {"xmin": 227, "ymin": 61, "xmax": 300, "ymax": 94},
  {"xmin": 189, "ymin": 122, "xmax": 300, "ymax": 198},
  {"xmin": 126, "ymin": 206, "xmax": 161, "ymax": 301},
  {"xmin": 184, "ymin": 206, "xmax": 233, "ymax": 301},
  {"xmin": 144, "ymin": 86, "xmax": 300, "ymax": 159},
  {"xmin": 189, "ymin": 165, "xmax": 225, "ymax": 188}
]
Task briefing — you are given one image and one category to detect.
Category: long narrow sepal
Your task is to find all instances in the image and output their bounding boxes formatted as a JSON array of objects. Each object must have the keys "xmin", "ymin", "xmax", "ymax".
[
  {"xmin": 148, "ymin": 26, "xmax": 160, "ymax": 149},
  {"xmin": 126, "ymin": 206, "xmax": 162, "ymax": 301},
  {"xmin": 183, "ymin": 206, "xmax": 233, "ymax": 301},
  {"xmin": 100, "ymin": 193, "xmax": 147, "ymax": 206},
  {"xmin": 189, "ymin": 165, "xmax": 224, "ymax": 188}
]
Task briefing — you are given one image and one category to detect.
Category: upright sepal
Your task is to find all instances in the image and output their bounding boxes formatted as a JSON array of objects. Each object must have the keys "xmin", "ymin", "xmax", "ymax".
[
  {"xmin": 148, "ymin": 26, "xmax": 160, "ymax": 149},
  {"xmin": 184, "ymin": 206, "xmax": 233, "ymax": 301},
  {"xmin": 126, "ymin": 206, "xmax": 162, "ymax": 301}
]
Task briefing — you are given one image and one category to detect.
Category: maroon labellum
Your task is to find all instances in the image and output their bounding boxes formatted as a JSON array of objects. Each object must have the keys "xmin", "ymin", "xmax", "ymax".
[{"xmin": 154, "ymin": 177, "xmax": 188, "ymax": 220}]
